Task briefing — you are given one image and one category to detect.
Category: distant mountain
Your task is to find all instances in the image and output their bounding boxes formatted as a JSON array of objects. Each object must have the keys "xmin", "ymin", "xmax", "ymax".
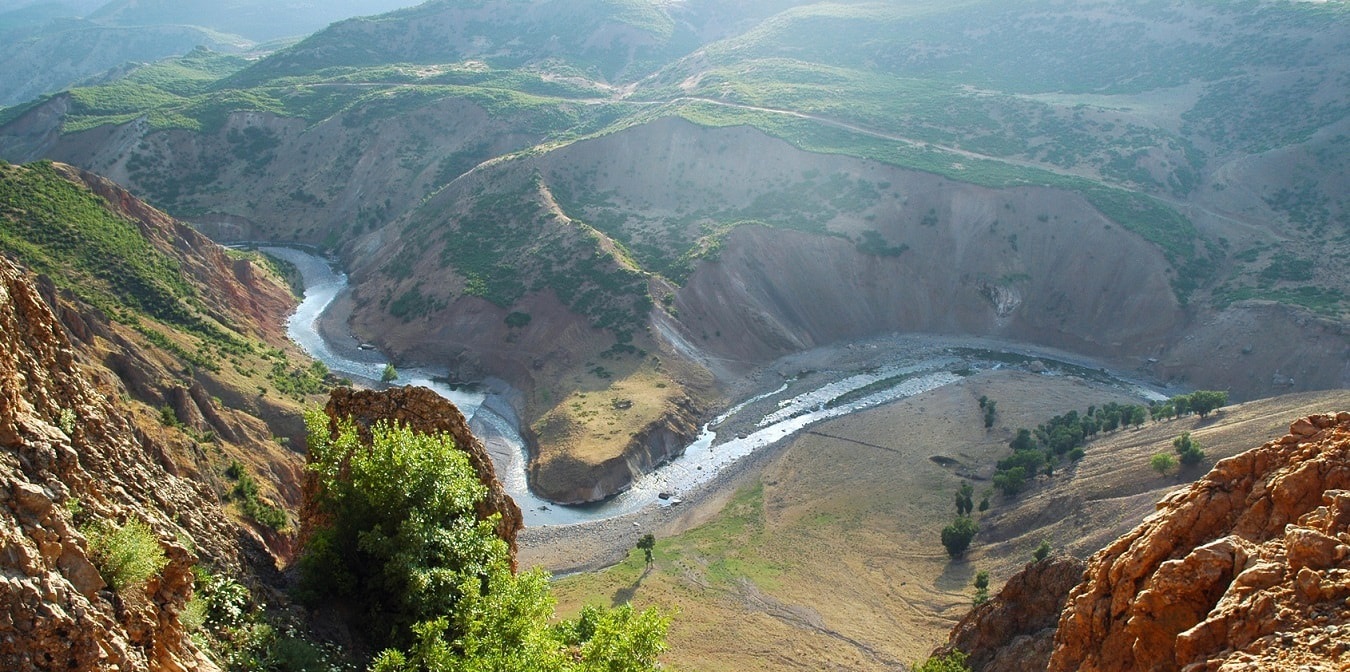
[
  {"xmin": 88, "ymin": 0, "xmax": 428, "ymax": 42},
  {"xmin": 0, "ymin": 20, "xmax": 252, "ymax": 106},
  {"xmin": 0, "ymin": 0, "xmax": 429, "ymax": 106}
]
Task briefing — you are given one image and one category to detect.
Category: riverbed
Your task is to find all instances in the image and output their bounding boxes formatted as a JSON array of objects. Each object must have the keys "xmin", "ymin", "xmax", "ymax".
[{"xmin": 260, "ymin": 246, "xmax": 1170, "ymax": 533}]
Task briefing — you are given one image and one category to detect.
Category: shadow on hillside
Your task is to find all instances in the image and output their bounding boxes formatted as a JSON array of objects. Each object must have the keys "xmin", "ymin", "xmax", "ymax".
[
  {"xmin": 611, "ymin": 565, "xmax": 653, "ymax": 607},
  {"xmin": 935, "ymin": 558, "xmax": 977, "ymax": 593}
]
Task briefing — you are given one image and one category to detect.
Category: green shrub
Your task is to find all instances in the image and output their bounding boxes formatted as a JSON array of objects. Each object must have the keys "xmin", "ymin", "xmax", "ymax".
[
  {"xmin": 941, "ymin": 516, "xmax": 978, "ymax": 559},
  {"xmin": 915, "ymin": 649, "xmax": 972, "ymax": 672},
  {"xmin": 302, "ymin": 411, "xmax": 669, "ymax": 668},
  {"xmin": 1033, "ymin": 539, "xmax": 1052, "ymax": 561},
  {"xmin": 84, "ymin": 519, "xmax": 168, "ymax": 591}
]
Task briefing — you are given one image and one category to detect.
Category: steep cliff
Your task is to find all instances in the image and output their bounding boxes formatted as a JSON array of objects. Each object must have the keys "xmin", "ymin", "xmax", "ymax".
[
  {"xmin": 1047, "ymin": 412, "xmax": 1350, "ymax": 671},
  {"xmin": 0, "ymin": 161, "xmax": 335, "ymax": 669},
  {"xmin": 0, "ymin": 256, "xmax": 242, "ymax": 671}
]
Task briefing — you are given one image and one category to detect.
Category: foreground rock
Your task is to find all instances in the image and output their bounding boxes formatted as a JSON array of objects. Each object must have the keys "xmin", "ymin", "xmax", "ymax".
[
  {"xmin": 316, "ymin": 386, "xmax": 524, "ymax": 565},
  {"xmin": 1049, "ymin": 412, "xmax": 1350, "ymax": 671},
  {"xmin": 934, "ymin": 412, "xmax": 1350, "ymax": 671},
  {"xmin": 0, "ymin": 257, "xmax": 242, "ymax": 671},
  {"xmin": 932, "ymin": 555, "xmax": 1086, "ymax": 672}
]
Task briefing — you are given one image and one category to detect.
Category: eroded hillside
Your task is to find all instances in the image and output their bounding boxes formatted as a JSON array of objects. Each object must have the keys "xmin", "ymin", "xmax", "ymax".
[
  {"xmin": 0, "ymin": 160, "xmax": 332, "ymax": 559},
  {"xmin": 0, "ymin": 0, "xmax": 1346, "ymax": 501}
]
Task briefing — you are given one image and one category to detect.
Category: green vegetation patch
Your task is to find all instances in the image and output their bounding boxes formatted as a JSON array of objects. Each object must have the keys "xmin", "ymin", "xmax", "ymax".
[
  {"xmin": 432, "ymin": 181, "xmax": 652, "ymax": 340},
  {"xmin": 0, "ymin": 161, "xmax": 208, "ymax": 330},
  {"xmin": 301, "ymin": 412, "xmax": 669, "ymax": 669},
  {"xmin": 83, "ymin": 519, "xmax": 168, "ymax": 592}
]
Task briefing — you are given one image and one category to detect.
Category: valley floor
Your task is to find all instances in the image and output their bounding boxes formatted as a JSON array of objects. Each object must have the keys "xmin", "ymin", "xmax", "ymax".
[{"xmin": 538, "ymin": 375, "xmax": 1350, "ymax": 670}]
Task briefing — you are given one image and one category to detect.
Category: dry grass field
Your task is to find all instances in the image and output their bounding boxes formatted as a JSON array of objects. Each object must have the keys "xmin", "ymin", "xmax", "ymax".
[{"xmin": 545, "ymin": 372, "xmax": 1350, "ymax": 670}]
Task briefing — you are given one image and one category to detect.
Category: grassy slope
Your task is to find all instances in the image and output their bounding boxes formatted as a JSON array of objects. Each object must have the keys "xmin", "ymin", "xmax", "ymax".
[{"xmin": 547, "ymin": 376, "xmax": 1350, "ymax": 671}]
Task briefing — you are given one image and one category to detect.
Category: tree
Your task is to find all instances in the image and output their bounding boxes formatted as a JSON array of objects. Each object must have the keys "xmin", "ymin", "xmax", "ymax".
[
  {"xmin": 382, "ymin": 363, "xmax": 398, "ymax": 382},
  {"xmin": 302, "ymin": 412, "xmax": 668, "ymax": 669},
  {"xmin": 1189, "ymin": 390, "xmax": 1229, "ymax": 419},
  {"xmin": 1129, "ymin": 405, "xmax": 1147, "ymax": 428},
  {"xmin": 636, "ymin": 534, "xmax": 656, "ymax": 565},
  {"xmin": 955, "ymin": 481, "xmax": 974, "ymax": 516},
  {"xmin": 941, "ymin": 516, "xmax": 978, "ymax": 559},
  {"xmin": 972, "ymin": 570, "xmax": 990, "ymax": 606},
  {"xmin": 1174, "ymin": 432, "xmax": 1206, "ymax": 467},
  {"xmin": 1172, "ymin": 394, "xmax": 1192, "ymax": 417},
  {"xmin": 992, "ymin": 466, "xmax": 1027, "ymax": 496},
  {"xmin": 1033, "ymin": 539, "xmax": 1052, "ymax": 562},
  {"xmin": 982, "ymin": 399, "xmax": 997, "ymax": 428},
  {"xmin": 1150, "ymin": 452, "xmax": 1176, "ymax": 476}
]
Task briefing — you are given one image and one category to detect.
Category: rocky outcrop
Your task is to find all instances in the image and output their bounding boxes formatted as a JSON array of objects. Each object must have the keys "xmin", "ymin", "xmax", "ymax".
[
  {"xmin": 0, "ymin": 256, "xmax": 251, "ymax": 671},
  {"xmin": 933, "ymin": 556, "xmax": 1087, "ymax": 672},
  {"xmin": 1047, "ymin": 412, "xmax": 1350, "ymax": 671},
  {"xmin": 528, "ymin": 394, "xmax": 703, "ymax": 505},
  {"xmin": 317, "ymin": 386, "xmax": 524, "ymax": 566}
]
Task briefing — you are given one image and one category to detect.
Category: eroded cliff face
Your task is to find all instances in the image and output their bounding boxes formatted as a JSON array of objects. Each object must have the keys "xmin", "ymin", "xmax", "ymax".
[
  {"xmin": 1047, "ymin": 412, "xmax": 1350, "ymax": 671},
  {"xmin": 944, "ymin": 413, "xmax": 1350, "ymax": 672},
  {"xmin": 527, "ymin": 393, "xmax": 703, "ymax": 505},
  {"xmin": 0, "ymin": 256, "xmax": 249, "ymax": 671},
  {"xmin": 933, "ymin": 556, "xmax": 1087, "ymax": 672},
  {"xmin": 315, "ymin": 386, "xmax": 524, "ymax": 565}
]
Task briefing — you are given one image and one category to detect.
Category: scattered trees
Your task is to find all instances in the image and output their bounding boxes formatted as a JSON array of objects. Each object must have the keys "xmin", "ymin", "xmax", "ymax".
[
  {"xmin": 990, "ymin": 392, "xmax": 1227, "ymax": 500},
  {"xmin": 1149, "ymin": 390, "xmax": 1229, "ymax": 421}
]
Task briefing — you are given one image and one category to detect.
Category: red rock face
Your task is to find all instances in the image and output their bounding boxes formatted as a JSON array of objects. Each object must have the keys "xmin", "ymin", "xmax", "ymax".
[
  {"xmin": 934, "ymin": 555, "xmax": 1087, "ymax": 672},
  {"xmin": 1048, "ymin": 413, "xmax": 1350, "ymax": 672},
  {"xmin": 0, "ymin": 256, "xmax": 241, "ymax": 671},
  {"xmin": 316, "ymin": 386, "xmax": 524, "ymax": 567}
]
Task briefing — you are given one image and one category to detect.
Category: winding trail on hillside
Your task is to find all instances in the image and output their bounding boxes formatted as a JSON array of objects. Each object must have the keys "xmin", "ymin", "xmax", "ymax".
[
  {"xmin": 288, "ymin": 82, "xmax": 1274, "ymax": 239},
  {"xmin": 655, "ymin": 96, "xmax": 1276, "ymax": 239}
]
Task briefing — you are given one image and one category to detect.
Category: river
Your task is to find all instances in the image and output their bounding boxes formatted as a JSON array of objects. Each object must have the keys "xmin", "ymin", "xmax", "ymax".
[{"xmin": 261, "ymin": 246, "xmax": 1168, "ymax": 527}]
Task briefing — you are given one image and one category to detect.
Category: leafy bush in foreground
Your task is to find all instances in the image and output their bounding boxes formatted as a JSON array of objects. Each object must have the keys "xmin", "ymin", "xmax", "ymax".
[
  {"xmin": 302, "ymin": 411, "xmax": 669, "ymax": 670},
  {"xmin": 84, "ymin": 519, "xmax": 167, "ymax": 592}
]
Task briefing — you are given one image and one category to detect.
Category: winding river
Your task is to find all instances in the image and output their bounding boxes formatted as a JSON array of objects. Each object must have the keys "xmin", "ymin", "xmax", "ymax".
[{"xmin": 262, "ymin": 247, "xmax": 1166, "ymax": 527}]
